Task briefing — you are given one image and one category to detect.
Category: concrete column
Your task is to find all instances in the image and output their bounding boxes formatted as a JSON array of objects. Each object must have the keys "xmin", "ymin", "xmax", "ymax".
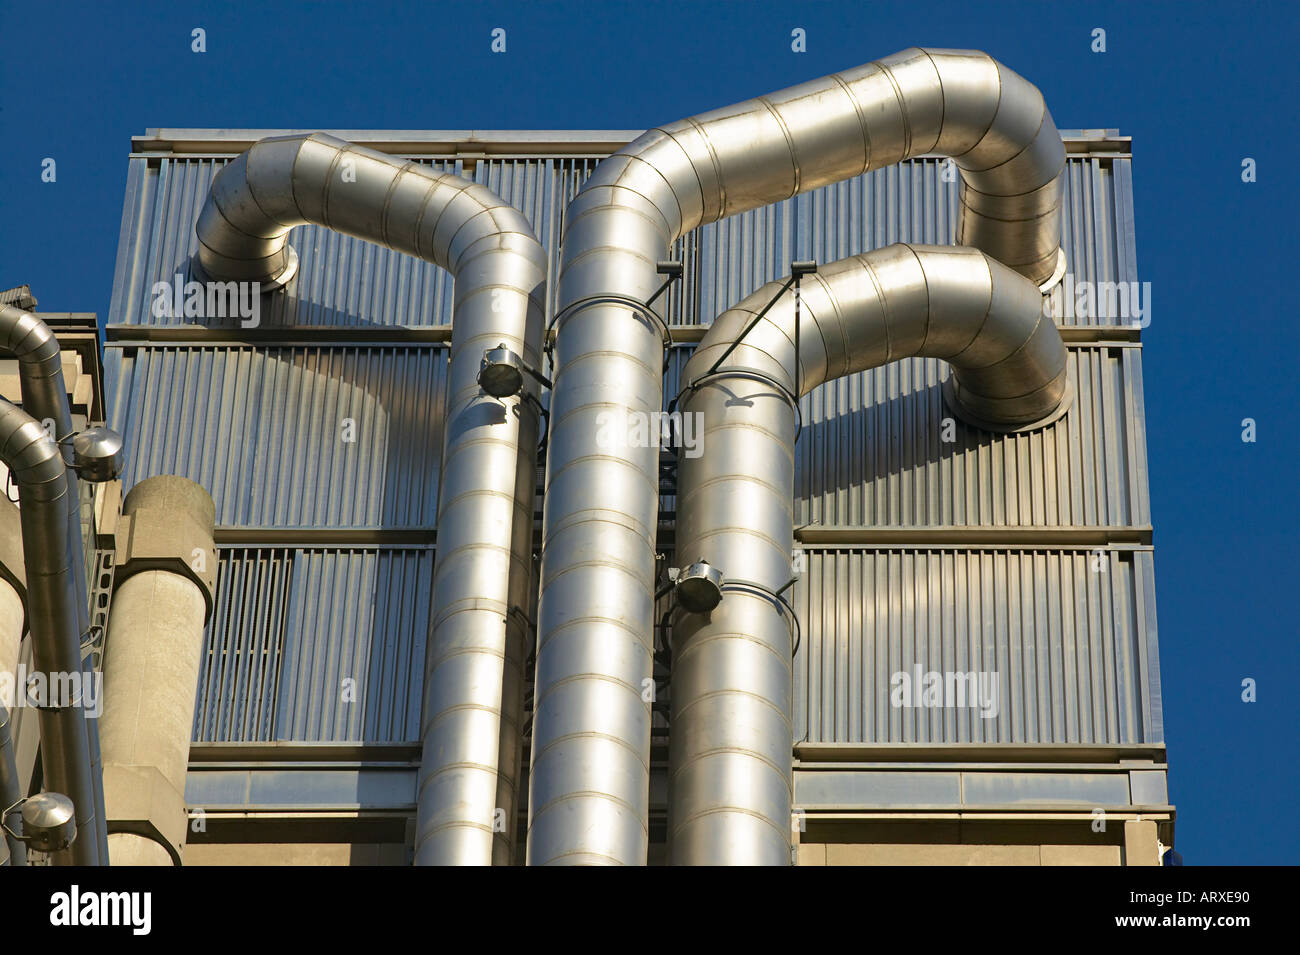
[
  {"xmin": 1124, "ymin": 819, "xmax": 1161, "ymax": 866},
  {"xmin": 99, "ymin": 476, "xmax": 215, "ymax": 866}
]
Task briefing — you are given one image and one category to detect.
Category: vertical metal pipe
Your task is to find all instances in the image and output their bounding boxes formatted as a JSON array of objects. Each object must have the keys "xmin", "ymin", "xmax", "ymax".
[
  {"xmin": 670, "ymin": 245, "xmax": 1069, "ymax": 864},
  {"xmin": 0, "ymin": 304, "xmax": 104, "ymax": 864},
  {"xmin": 195, "ymin": 135, "xmax": 547, "ymax": 864},
  {"xmin": 0, "ymin": 399, "xmax": 98, "ymax": 864},
  {"xmin": 531, "ymin": 48, "xmax": 1066, "ymax": 864}
]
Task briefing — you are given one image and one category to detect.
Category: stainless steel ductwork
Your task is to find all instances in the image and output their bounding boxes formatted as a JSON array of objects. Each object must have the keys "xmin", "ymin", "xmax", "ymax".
[
  {"xmin": 670, "ymin": 244, "xmax": 1069, "ymax": 864},
  {"xmin": 0, "ymin": 308, "xmax": 91, "ymax": 588},
  {"xmin": 0, "ymin": 304, "xmax": 106, "ymax": 865},
  {"xmin": 195, "ymin": 133, "xmax": 547, "ymax": 865},
  {"xmin": 529, "ymin": 48, "xmax": 1066, "ymax": 865},
  {"xmin": 0, "ymin": 399, "xmax": 99, "ymax": 865}
]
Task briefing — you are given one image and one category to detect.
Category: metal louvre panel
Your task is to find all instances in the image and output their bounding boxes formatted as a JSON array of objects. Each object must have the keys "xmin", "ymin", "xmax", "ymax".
[
  {"xmin": 664, "ymin": 345, "xmax": 1146, "ymax": 528},
  {"xmin": 795, "ymin": 347, "xmax": 1143, "ymax": 527},
  {"xmin": 104, "ymin": 345, "xmax": 445, "ymax": 527},
  {"xmin": 474, "ymin": 158, "xmax": 593, "ymax": 325},
  {"xmin": 693, "ymin": 157, "xmax": 1128, "ymax": 328},
  {"xmin": 194, "ymin": 547, "xmax": 433, "ymax": 743},
  {"xmin": 467, "ymin": 155, "xmax": 1127, "ymax": 330},
  {"xmin": 110, "ymin": 153, "xmax": 1129, "ymax": 331},
  {"xmin": 100, "ymin": 134, "xmax": 1157, "ymax": 836},
  {"xmin": 111, "ymin": 156, "xmax": 462, "ymax": 328},
  {"xmin": 794, "ymin": 548, "xmax": 1156, "ymax": 746}
]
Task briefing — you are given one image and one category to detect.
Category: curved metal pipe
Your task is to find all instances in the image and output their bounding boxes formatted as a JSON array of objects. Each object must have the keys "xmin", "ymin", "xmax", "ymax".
[
  {"xmin": 0, "ymin": 307, "xmax": 93, "ymax": 616},
  {"xmin": 669, "ymin": 244, "xmax": 1069, "ymax": 864},
  {"xmin": 196, "ymin": 133, "xmax": 548, "ymax": 865},
  {"xmin": 530, "ymin": 48, "xmax": 1065, "ymax": 865},
  {"xmin": 0, "ymin": 304, "xmax": 105, "ymax": 865},
  {"xmin": 0, "ymin": 399, "xmax": 99, "ymax": 865}
]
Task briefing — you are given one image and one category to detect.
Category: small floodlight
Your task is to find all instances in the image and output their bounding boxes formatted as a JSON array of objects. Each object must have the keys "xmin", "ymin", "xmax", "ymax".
[
  {"xmin": 18, "ymin": 792, "xmax": 77, "ymax": 854},
  {"xmin": 676, "ymin": 560, "xmax": 724, "ymax": 614},
  {"xmin": 478, "ymin": 344, "xmax": 526, "ymax": 398},
  {"xmin": 70, "ymin": 427, "xmax": 125, "ymax": 483}
]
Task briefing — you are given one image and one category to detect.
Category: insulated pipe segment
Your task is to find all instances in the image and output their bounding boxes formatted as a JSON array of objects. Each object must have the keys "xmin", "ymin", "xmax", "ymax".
[
  {"xmin": 196, "ymin": 134, "xmax": 548, "ymax": 866},
  {"xmin": 530, "ymin": 48, "xmax": 1066, "ymax": 865},
  {"xmin": 669, "ymin": 244, "xmax": 1069, "ymax": 864},
  {"xmin": 0, "ymin": 399, "xmax": 98, "ymax": 865}
]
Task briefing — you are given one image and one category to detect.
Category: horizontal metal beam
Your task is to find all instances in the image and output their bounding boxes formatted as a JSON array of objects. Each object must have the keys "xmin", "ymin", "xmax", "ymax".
[
  {"xmin": 104, "ymin": 325, "xmax": 451, "ymax": 346},
  {"xmin": 799, "ymin": 810, "xmax": 1173, "ymax": 821},
  {"xmin": 106, "ymin": 323, "xmax": 1144, "ymax": 362},
  {"xmin": 795, "ymin": 742, "xmax": 1167, "ymax": 764},
  {"xmin": 214, "ymin": 527, "xmax": 436, "ymax": 548},
  {"xmin": 105, "ymin": 323, "xmax": 1142, "ymax": 350},
  {"xmin": 133, "ymin": 128, "xmax": 642, "ymax": 157},
  {"xmin": 794, "ymin": 525, "xmax": 1154, "ymax": 548},
  {"xmin": 210, "ymin": 526, "xmax": 1151, "ymax": 552},
  {"xmin": 189, "ymin": 742, "xmax": 420, "ymax": 764},
  {"xmin": 655, "ymin": 324, "xmax": 1145, "ymax": 346},
  {"xmin": 132, "ymin": 128, "xmax": 1130, "ymax": 159}
]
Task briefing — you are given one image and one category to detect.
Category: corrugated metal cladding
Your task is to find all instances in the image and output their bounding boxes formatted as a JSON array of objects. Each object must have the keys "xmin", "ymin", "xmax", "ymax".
[
  {"xmin": 663, "ymin": 344, "xmax": 1150, "ymax": 528},
  {"xmin": 793, "ymin": 549, "xmax": 1162, "ymax": 745},
  {"xmin": 104, "ymin": 134, "xmax": 1157, "ymax": 752},
  {"xmin": 109, "ymin": 153, "xmax": 1136, "ymax": 329},
  {"xmin": 193, "ymin": 547, "xmax": 431, "ymax": 742},
  {"xmin": 104, "ymin": 342, "xmax": 1145, "ymax": 533},
  {"xmin": 109, "ymin": 157, "xmax": 461, "ymax": 329},
  {"xmin": 103, "ymin": 344, "xmax": 446, "ymax": 527}
]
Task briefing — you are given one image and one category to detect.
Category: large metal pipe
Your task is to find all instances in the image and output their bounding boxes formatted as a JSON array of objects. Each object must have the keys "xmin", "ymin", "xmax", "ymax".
[
  {"xmin": 670, "ymin": 244, "xmax": 1069, "ymax": 864},
  {"xmin": 0, "ymin": 304, "xmax": 105, "ymax": 864},
  {"xmin": 195, "ymin": 134, "xmax": 547, "ymax": 865},
  {"xmin": 529, "ymin": 48, "xmax": 1065, "ymax": 865},
  {"xmin": 0, "ymin": 399, "xmax": 98, "ymax": 864},
  {"xmin": 0, "ymin": 305, "xmax": 90, "ymax": 611}
]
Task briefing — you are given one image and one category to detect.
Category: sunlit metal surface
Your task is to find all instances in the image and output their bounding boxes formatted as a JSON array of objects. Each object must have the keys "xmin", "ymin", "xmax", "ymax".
[
  {"xmin": 19, "ymin": 791, "xmax": 77, "ymax": 854},
  {"xmin": 0, "ymin": 400, "xmax": 98, "ymax": 865},
  {"xmin": 70, "ymin": 426, "xmax": 125, "ymax": 483},
  {"xmin": 0, "ymin": 304, "xmax": 106, "ymax": 865},
  {"xmin": 102, "ymin": 125, "xmax": 1155, "ymax": 864},
  {"xmin": 669, "ymin": 245, "xmax": 1068, "ymax": 864},
  {"xmin": 530, "ymin": 48, "xmax": 1066, "ymax": 866},
  {"xmin": 195, "ymin": 134, "xmax": 548, "ymax": 865}
]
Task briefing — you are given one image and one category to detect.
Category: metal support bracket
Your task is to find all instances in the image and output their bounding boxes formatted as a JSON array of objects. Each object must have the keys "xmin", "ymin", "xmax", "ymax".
[
  {"xmin": 545, "ymin": 261, "xmax": 684, "ymax": 364},
  {"xmin": 718, "ymin": 577, "xmax": 803, "ymax": 658}
]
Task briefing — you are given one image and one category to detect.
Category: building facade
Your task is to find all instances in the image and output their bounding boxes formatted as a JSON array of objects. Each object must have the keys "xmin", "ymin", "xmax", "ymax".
[{"xmin": 98, "ymin": 127, "xmax": 1170, "ymax": 865}]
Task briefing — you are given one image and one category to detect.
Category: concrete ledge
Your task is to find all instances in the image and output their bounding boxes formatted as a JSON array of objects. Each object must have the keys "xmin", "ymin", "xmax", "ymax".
[
  {"xmin": 799, "ymin": 843, "xmax": 1123, "ymax": 866},
  {"xmin": 185, "ymin": 841, "xmax": 408, "ymax": 866}
]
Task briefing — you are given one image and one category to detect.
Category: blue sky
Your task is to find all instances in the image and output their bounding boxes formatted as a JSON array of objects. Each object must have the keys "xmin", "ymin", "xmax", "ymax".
[{"xmin": 2, "ymin": 0, "xmax": 1296, "ymax": 864}]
